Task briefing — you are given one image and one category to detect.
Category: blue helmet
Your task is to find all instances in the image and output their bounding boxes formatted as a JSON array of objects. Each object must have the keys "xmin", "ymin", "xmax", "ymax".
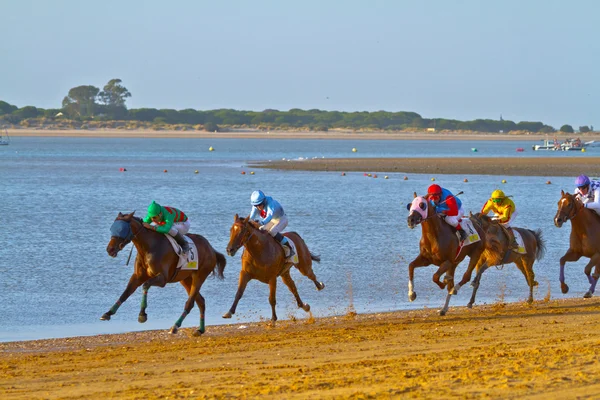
[
  {"xmin": 575, "ymin": 174, "xmax": 590, "ymax": 188},
  {"xmin": 250, "ymin": 190, "xmax": 266, "ymax": 206}
]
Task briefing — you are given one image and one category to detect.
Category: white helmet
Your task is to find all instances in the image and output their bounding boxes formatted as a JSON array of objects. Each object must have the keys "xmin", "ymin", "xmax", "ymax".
[{"xmin": 250, "ymin": 190, "xmax": 266, "ymax": 206}]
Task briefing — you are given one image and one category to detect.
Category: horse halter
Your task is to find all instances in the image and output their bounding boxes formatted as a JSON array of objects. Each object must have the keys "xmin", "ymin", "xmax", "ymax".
[
  {"xmin": 233, "ymin": 220, "xmax": 255, "ymax": 247},
  {"xmin": 559, "ymin": 196, "xmax": 582, "ymax": 221}
]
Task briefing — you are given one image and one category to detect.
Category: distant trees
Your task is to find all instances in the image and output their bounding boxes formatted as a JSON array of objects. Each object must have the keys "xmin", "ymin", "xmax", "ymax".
[
  {"xmin": 560, "ymin": 124, "xmax": 574, "ymax": 133},
  {"xmin": 62, "ymin": 85, "xmax": 100, "ymax": 118},
  {"xmin": 61, "ymin": 79, "xmax": 131, "ymax": 119},
  {"xmin": 579, "ymin": 125, "xmax": 590, "ymax": 133},
  {"xmin": 98, "ymin": 79, "xmax": 131, "ymax": 119}
]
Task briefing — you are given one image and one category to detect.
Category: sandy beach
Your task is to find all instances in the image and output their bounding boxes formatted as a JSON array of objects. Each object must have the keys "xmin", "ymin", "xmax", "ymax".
[
  {"xmin": 252, "ymin": 157, "xmax": 600, "ymax": 177},
  {"xmin": 2, "ymin": 297, "xmax": 600, "ymax": 399}
]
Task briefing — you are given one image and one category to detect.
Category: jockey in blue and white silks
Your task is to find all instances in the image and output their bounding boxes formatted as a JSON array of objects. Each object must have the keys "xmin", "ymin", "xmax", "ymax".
[
  {"xmin": 249, "ymin": 190, "xmax": 295, "ymax": 258},
  {"xmin": 574, "ymin": 174, "xmax": 600, "ymax": 216}
]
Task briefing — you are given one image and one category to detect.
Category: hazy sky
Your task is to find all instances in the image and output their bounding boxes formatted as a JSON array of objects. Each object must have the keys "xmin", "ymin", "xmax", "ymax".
[{"xmin": 1, "ymin": 0, "xmax": 598, "ymax": 128}]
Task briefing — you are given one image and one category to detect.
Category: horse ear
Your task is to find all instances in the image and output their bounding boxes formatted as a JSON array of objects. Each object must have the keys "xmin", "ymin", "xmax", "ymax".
[
  {"xmin": 234, "ymin": 213, "xmax": 238, "ymax": 221},
  {"xmin": 126, "ymin": 211, "xmax": 135, "ymax": 218},
  {"xmin": 561, "ymin": 189, "xmax": 565, "ymax": 196},
  {"xmin": 413, "ymin": 192, "xmax": 417, "ymax": 199},
  {"xmin": 118, "ymin": 212, "xmax": 123, "ymax": 217},
  {"xmin": 469, "ymin": 211, "xmax": 473, "ymax": 217}
]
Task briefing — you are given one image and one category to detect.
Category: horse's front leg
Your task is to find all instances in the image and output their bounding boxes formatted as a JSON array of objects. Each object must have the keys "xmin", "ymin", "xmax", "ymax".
[
  {"xmin": 138, "ymin": 282, "xmax": 151, "ymax": 323},
  {"xmin": 468, "ymin": 263, "xmax": 490, "ymax": 308},
  {"xmin": 408, "ymin": 253, "xmax": 431, "ymax": 302},
  {"xmin": 559, "ymin": 249, "xmax": 582, "ymax": 294},
  {"xmin": 223, "ymin": 270, "xmax": 251, "ymax": 318},
  {"xmin": 281, "ymin": 270, "xmax": 310, "ymax": 313},
  {"xmin": 268, "ymin": 277, "xmax": 278, "ymax": 323},
  {"xmin": 101, "ymin": 273, "xmax": 148, "ymax": 321},
  {"xmin": 583, "ymin": 254, "xmax": 600, "ymax": 298}
]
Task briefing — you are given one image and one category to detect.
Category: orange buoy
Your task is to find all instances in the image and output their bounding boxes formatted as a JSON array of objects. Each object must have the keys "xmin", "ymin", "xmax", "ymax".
[
  {"xmin": 464, "ymin": 178, "xmax": 468, "ymax": 182},
  {"xmin": 403, "ymin": 176, "xmax": 408, "ymax": 180},
  {"xmin": 163, "ymin": 169, "xmax": 168, "ymax": 173},
  {"xmin": 546, "ymin": 180, "xmax": 552, "ymax": 184},
  {"xmin": 373, "ymin": 174, "xmax": 378, "ymax": 178},
  {"xmin": 241, "ymin": 171, "xmax": 246, "ymax": 175}
]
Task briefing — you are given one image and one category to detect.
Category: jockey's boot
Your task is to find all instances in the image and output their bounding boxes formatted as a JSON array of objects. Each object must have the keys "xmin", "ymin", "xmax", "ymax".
[
  {"xmin": 456, "ymin": 223, "xmax": 468, "ymax": 242},
  {"xmin": 275, "ymin": 232, "xmax": 295, "ymax": 259},
  {"xmin": 173, "ymin": 231, "xmax": 190, "ymax": 255},
  {"xmin": 507, "ymin": 228, "xmax": 519, "ymax": 250}
]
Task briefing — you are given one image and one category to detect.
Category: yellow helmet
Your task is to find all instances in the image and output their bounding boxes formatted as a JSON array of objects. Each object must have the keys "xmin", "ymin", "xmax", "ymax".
[{"xmin": 491, "ymin": 189, "xmax": 506, "ymax": 199}]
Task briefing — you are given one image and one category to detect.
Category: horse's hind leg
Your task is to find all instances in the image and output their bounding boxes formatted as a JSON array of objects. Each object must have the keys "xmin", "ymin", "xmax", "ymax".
[
  {"xmin": 468, "ymin": 263, "xmax": 490, "ymax": 308},
  {"xmin": 281, "ymin": 270, "xmax": 310, "ymax": 313},
  {"xmin": 223, "ymin": 270, "xmax": 251, "ymax": 319},
  {"xmin": 171, "ymin": 273, "xmax": 208, "ymax": 334},
  {"xmin": 268, "ymin": 277, "xmax": 278, "ymax": 323},
  {"xmin": 583, "ymin": 254, "xmax": 600, "ymax": 298},
  {"xmin": 180, "ymin": 276, "xmax": 208, "ymax": 335},
  {"xmin": 515, "ymin": 258, "xmax": 536, "ymax": 304}
]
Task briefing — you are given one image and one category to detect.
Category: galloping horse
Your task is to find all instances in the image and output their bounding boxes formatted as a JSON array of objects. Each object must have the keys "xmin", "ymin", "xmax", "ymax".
[
  {"xmin": 224, "ymin": 214, "xmax": 324, "ymax": 322},
  {"xmin": 406, "ymin": 194, "xmax": 486, "ymax": 315},
  {"xmin": 554, "ymin": 190, "xmax": 600, "ymax": 297},
  {"xmin": 104, "ymin": 211, "xmax": 226, "ymax": 335},
  {"xmin": 461, "ymin": 213, "xmax": 545, "ymax": 307}
]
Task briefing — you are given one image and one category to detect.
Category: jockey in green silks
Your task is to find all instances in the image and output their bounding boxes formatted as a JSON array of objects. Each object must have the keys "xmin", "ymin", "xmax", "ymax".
[{"xmin": 143, "ymin": 201, "xmax": 191, "ymax": 254}]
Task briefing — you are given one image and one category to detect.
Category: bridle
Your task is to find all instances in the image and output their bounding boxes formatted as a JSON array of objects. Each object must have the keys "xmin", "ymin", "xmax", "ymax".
[{"xmin": 558, "ymin": 195, "xmax": 583, "ymax": 222}]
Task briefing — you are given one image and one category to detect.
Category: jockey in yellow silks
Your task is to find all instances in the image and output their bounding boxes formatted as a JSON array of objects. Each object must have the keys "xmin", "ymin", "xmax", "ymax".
[{"xmin": 481, "ymin": 190, "xmax": 519, "ymax": 249}]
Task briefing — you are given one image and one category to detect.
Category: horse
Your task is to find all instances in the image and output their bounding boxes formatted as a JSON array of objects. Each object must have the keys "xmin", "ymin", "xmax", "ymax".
[
  {"xmin": 554, "ymin": 190, "xmax": 600, "ymax": 298},
  {"xmin": 406, "ymin": 194, "xmax": 486, "ymax": 315},
  {"xmin": 104, "ymin": 211, "xmax": 226, "ymax": 335},
  {"xmin": 461, "ymin": 212, "xmax": 545, "ymax": 307},
  {"xmin": 224, "ymin": 214, "xmax": 324, "ymax": 322}
]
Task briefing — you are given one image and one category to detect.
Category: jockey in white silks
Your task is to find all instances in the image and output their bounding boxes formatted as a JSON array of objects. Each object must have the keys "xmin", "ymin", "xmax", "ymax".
[
  {"xmin": 249, "ymin": 190, "xmax": 295, "ymax": 258},
  {"xmin": 574, "ymin": 174, "xmax": 600, "ymax": 216}
]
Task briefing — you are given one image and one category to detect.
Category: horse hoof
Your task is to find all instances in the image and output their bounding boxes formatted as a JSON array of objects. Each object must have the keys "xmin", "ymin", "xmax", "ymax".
[
  {"xmin": 138, "ymin": 314, "xmax": 147, "ymax": 323},
  {"xmin": 192, "ymin": 329, "xmax": 203, "ymax": 337},
  {"xmin": 302, "ymin": 303, "xmax": 311, "ymax": 312},
  {"xmin": 533, "ymin": 280, "xmax": 539, "ymax": 287},
  {"xmin": 317, "ymin": 282, "xmax": 325, "ymax": 291},
  {"xmin": 527, "ymin": 298, "xmax": 534, "ymax": 304},
  {"xmin": 470, "ymin": 281, "xmax": 476, "ymax": 288},
  {"xmin": 100, "ymin": 313, "xmax": 111, "ymax": 321},
  {"xmin": 467, "ymin": 303, "xmax": 473, "ymax": 309},
  {"xmin": 439, "ymin": 309, "xmax": 447, "ymax": 316},
  {"xmin": 408, "ymin": 292, "xmax": 417, "ymax": 302},
  {"xmin": 169, "ymin": 326, "xmax": 178, "ymax": 334},
  {"xmin": 561, "ymin": 283, "xmax": 569, "ymax": 294},
  {"xmin": 584, "ymin": 291, "xmax": 593, "ymax": 299},
  {"xmin": 450, "ymin": 287, "xmax": 458, "ymax": 295},
  {"xmin": 222, "ymin": 311, "xmax": 233, "ymax": 319}
]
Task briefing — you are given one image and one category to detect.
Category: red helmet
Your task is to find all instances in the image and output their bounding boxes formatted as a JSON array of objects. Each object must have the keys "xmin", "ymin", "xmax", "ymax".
[{"xmin": 427, "ymin": 184, "xmax": 442, "ymax": 196}]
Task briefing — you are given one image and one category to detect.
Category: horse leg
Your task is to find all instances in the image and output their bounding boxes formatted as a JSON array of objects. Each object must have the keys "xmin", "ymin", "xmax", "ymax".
[
  {"xmin": 408, "ymin": 254, "xmax": 431, "ymax": 302},
  {"xmin": 268, "ymin": 277, "xmax": 278, "ymax": 323},
  {"xmin": 433, "ymin": 262, "xmax": 451, "ymax": 291},
  {"xmin": 559, "ymin": 249, "xmax": 582, "ymax": 294},
  {"xmin": 223, "ymin": 270, "xmax": 251, "ymax": 318},
  {"xmin": 170, "ymin": 274, "xmax": 204, "ymax": 335},
  {"xmin": 280, "ymin": 269, "xmax": 310, "ymax": 312},
  {"xmin": 438, "ymin": 261, "xmax": 454, "ymax": 316},
  {"xmin": 138, "ymin": 282, "xmax": 151, "ymax": 323},
  {"xmin": 100, "ymin": 273, "xmax": 147, "ymax": 321},
  {"xmin": 583, "ymin": 254, "xmax": 600, "ymax": 298},
  {"xmin": 468, "ymin": 263, "xmax": 489, "ymax": 308},
  {"xmin": 515, "ymin": 258, "xmax": 535, "ymax": 304},
  {"xmin": 296, "ymin": 263, "xmax": 325, "ymax": 291}
]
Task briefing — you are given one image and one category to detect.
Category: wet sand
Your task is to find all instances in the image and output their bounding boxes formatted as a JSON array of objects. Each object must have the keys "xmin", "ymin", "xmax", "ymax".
[
  {"xmin": 2, "ymin": 297, "xmax": 600, "ymax": 399},
  {"xmin": 252, "ymin": 157, "xmax": 600, "ymax": 177}
]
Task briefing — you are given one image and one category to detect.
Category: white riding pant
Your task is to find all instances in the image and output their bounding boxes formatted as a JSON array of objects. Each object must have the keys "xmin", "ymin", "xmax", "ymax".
[
  {"xmin": 497, "ymin": 211, "xmax": 517, "ymax": 228},
  {"xmin": 167, "ymin": 220, "xmax": 191, "ymax": 236},
  {"xmin": 262, "ymin": 215, "xmax": 288, "ymax": 237},
  {"xmin": 444, "ymin": 207, "xmax": 465, "ymax": 228}
]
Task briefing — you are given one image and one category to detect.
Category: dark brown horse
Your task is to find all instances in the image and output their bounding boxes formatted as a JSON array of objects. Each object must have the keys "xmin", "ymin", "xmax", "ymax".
[
  {"xmin": 224, "ymin": 214, "xmax": 324, "ymax": 322},
  {"xmin": 461, "ymin": 213, "xmax": 545, "ymax": 307},
  {"xmin": 407, "ymin": 194, "xmax": 486, "ymax": 315},
  {"xmin": 554, "ymin": 191, "xmax": 600, "ymax": 297},
  {"xmin": 104, "ymin": 211, "xmax": 226, "ymax": 335}
]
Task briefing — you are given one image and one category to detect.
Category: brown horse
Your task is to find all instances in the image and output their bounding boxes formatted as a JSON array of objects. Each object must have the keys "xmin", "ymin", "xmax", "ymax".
[
  {"xmin": 224, "ymin": 214, "xmax": 324, "ymax": 322},
  {"xmin": 104, "ymin": 211, "xmax": 226, "ymax": 335},
  {"xmin": 461, "ymin": 213, "xmax": 545, "ymax": 307},
  {"xmin": 554, "ymin": 191, "xmax": 600, "ymax": 297},
  {"xmin": 406, "ymin": 194, "xmax": 486, "ymax": 315}
]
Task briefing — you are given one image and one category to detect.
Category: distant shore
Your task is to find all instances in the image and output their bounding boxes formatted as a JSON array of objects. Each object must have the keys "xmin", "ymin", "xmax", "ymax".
[
  {"xmin": 252, "ymin": 157, "xmax": 600, "ymax": 177},
  {"xmin": 7, "ymin": 128, "xmax": 600, "ymax": 141}
]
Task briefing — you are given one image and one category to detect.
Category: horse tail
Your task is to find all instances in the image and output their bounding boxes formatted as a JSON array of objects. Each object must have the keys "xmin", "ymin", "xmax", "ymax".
[
  {"xmin": 529, "ymin": 229, "xmax": 546, "ymax": 261},
  {"xmin": 212, "ymin": 249, "xmax": 227, "ymax": 279},
  {"xmin": 310, "ymin": 252, "xmax": 321, "ymax": 263}
]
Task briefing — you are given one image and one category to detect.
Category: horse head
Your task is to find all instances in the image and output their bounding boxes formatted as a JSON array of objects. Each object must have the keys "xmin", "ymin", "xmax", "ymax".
[
  {"xmin": 407, "ymin": 195, "xmax": 431, "ymax": 229},
  {"xmin": 555, "ymin": 190, "xmax": 581, "ymax": 228},
  {"xmin": 107, "ymin": 211, "xmax": 136, "ymax": 257},
  {"xmin": 226, "ymin": 214, "xmax": 257, "ymax": 256}
]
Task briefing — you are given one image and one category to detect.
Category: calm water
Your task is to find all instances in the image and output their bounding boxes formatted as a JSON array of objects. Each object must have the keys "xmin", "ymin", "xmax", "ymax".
[{"xmin": 0, "ymin": 137, "xmax": 594, "ymax": 342}]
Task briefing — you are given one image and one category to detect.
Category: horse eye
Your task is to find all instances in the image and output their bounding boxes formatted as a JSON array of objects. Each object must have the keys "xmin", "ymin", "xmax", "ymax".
[{"xmin": 419, "ymin": 202, "xmax": 426, "ymax": 210}]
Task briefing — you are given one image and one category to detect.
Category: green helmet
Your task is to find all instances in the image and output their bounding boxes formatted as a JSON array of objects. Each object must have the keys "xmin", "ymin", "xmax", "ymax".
[{"xmin": 147, "ymin": 201, "xmax": 162, "ymax": 218}]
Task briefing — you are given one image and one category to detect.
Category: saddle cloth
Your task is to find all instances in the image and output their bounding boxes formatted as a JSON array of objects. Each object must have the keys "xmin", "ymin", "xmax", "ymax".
[
  {"xmin": 165, "ymin": 235, "xmax": 199, "ymax": 271},
  {"xmin": 456, "ymin": 218, "xmax": 481, "ymax": 245},
  {"xmin": 512, "ymin": 229, "xmax": 527, "ymax": 254}
]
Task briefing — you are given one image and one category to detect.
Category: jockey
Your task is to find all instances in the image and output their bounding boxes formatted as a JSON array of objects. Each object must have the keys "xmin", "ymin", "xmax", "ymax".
[
  {"xmin": 427, "ymin": 184, "xmax": 468, "ymax": 241},
  {"xmin": 481, "ymin": 190, "xmax": 519, "ymax": 249},
  {"xmin": 143, "ymin": 201, "xmax": 190, "ymax": 254},
  {"xmin": 574, "ymin": 174, "xmax": 600, "ymax": 216},
  {"xmin": 249, "ymin": 190, "xmax": 295, "ymax": 258}
]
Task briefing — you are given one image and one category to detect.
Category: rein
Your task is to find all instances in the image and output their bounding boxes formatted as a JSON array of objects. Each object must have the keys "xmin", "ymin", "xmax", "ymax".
[{"xmin": 560, "ymin": 197, "xmax": 584, "ymax": 221}]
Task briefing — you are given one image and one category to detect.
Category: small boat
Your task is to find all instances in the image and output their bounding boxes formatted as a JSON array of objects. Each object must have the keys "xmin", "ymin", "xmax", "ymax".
[
  {"xmin": 0, "ymin": 129, "xmax": 9, "ymax": 146},
  {"xmin": 560, "ymin": 138, "xmax": 588, "ymax": 151},
  {"xmin": 532, "ymin": 137, "xmax": 560, "ymax": 151},
  {"xmin": 516, "ymin": 148, "xmax": 524, "ymax": 152}
]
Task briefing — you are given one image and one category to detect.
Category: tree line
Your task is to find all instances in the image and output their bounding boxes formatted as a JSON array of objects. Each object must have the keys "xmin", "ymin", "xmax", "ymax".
[{"xmin": 0, "ymin": 80, "xmax": 593, "ymax": 134}]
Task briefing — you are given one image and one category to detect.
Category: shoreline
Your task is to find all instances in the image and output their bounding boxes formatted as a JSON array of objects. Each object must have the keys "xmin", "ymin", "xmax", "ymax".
[
  {"xmin": 2, "ymin": 297, "xmax": 600, "ymax": 398},
  {"xmin": 7, "ymin": 128, "xmax": 600, "ymax": 141},
  {"xmin": 252, "ymin": 157, "xmax": 600, "ymax": 177}
]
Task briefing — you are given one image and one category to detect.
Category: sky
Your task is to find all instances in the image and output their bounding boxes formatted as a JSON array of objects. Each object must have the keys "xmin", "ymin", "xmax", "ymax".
[{"xmin": 1, "ymin": 0, "xmax": 598, "ymax": 128}]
